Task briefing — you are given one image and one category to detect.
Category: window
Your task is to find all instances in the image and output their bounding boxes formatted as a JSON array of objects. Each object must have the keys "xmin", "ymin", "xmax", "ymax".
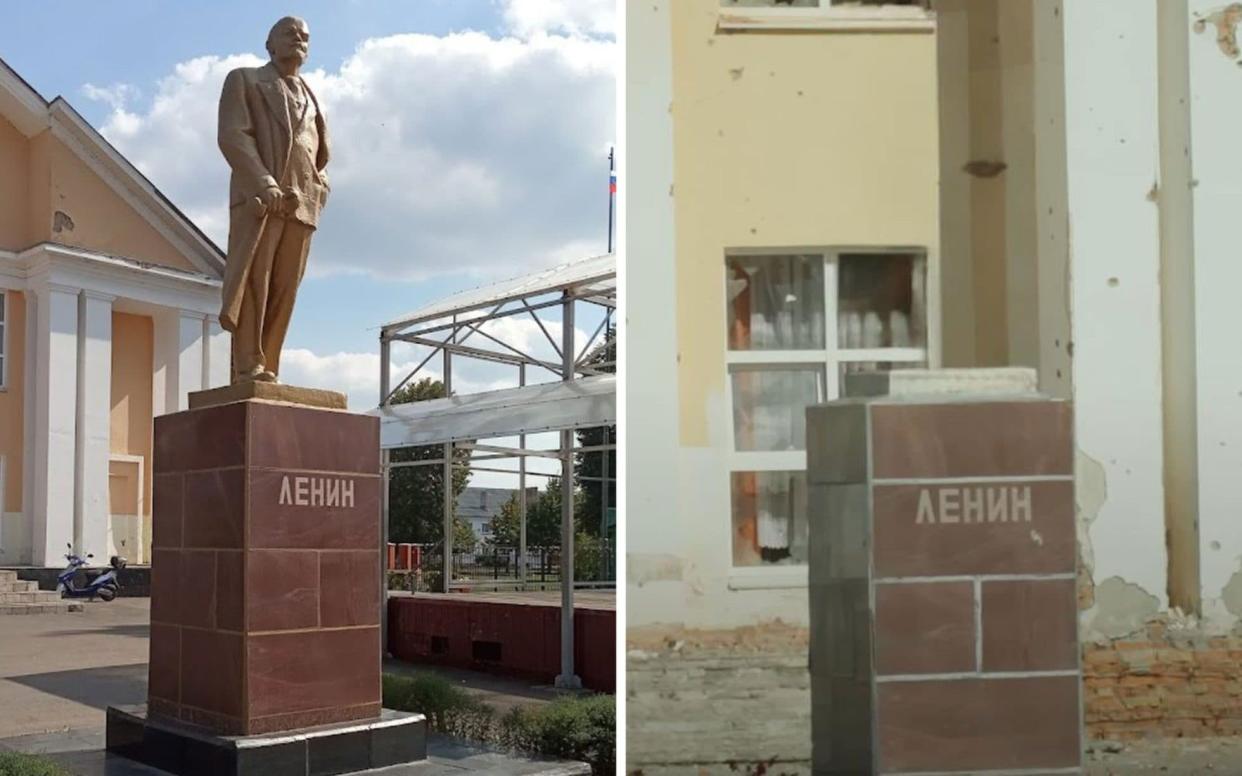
[
  {"xmin": 0, "ymin": 291, "xmax": 6, "ymax": 390},
  {"xmin": 725, "ymin": 249, "xmax": 929, "ymax": 567}
]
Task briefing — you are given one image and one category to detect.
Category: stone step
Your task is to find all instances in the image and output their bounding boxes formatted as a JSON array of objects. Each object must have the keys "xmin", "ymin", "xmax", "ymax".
[
  {"xmin": 0, "ymin": 580, "xmax": 39, "ymax": 593},
  {"xmin": 0, "ymin": 601, "xmax": 84, "ymax": 615},
  {"xmin": 0, "ymin": 570, "xmax": 17, "ymax": 583},
  {"xmin": 0, "ymin": 590, "xmax": 65, "ymax": 604}
]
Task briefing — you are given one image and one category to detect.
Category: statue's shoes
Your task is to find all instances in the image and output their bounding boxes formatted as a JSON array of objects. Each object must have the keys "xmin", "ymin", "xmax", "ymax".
[
  {"xmin": 237, "ymin": 365, "xmax": 267, "ymax": 382},
  {"xmin": 256, "ymin": 370, "xmax": 278, "ymax": 383}
]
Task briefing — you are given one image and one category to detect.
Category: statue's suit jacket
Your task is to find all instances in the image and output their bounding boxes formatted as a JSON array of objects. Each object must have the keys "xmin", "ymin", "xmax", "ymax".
[{"xmin": 217, "ymin": 61, "xmax": 330, "ymax": 332}]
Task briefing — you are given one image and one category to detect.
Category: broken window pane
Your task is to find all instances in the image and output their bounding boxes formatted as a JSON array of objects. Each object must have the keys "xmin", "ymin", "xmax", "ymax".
[
  {"xmin": 731, "ymin": 367, "xmax": 823, "ymax": 451},
  {"xmin": 732, "ymin": 471, "xmax": 808, "ymax": 566},
  {"xmin": 837, "ymin": 252, "xmax": 927, "ymax": 349},
  {"xmin": 727, "ymin": 254, "xmax": 825, "ymax": 350}
]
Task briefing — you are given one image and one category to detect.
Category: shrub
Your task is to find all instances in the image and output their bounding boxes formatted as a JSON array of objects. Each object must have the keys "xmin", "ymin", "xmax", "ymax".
[
  {"xmin": 0, "ymin": 752, "xmax": 71, "ymax": 776},
  {"xmin": 500, "ymin": 694, "xmax": 615, "ymax": 775},
  {"xmin": 382, "ymin": 672, "xmax": 614, "ymax": 775},
  {"xmin": 574, "ymin": 533, "xmax": 605, "ymax": 581},
  {"xmin": 381, "ymin": 673, "xmax": 495, "ymax": 740}
]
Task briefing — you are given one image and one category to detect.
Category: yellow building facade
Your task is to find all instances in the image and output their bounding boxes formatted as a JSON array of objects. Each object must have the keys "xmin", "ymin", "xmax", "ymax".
[{"xmin": 0, "ymin": 59, "xmax": 228, "ymax": 568}]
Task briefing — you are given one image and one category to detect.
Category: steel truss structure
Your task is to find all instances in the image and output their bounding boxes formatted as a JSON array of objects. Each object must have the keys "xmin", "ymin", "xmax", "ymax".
[{"xmin": 373, "ymin": 253, "xmax": 616, "ymax": 689}]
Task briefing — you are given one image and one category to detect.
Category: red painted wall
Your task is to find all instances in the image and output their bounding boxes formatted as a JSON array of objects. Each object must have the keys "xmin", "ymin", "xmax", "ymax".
[{"xmin": 387, "ymin": 596, "xmax": 615, "ymax": 693}]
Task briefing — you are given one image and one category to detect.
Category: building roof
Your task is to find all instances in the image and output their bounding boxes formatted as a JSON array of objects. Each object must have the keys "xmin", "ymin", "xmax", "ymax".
[
  {"xmin": 457, "ymin": 487, "xmax": 524, "ymax": 520},
  {"xmin": 382, "ymin": 253, "xmax": 615, "ymax": 332},
  {"xmin": 0, "ymin": 57, "xmax": 225, "ymax": 279},
  {"xmin": 372, "ymin": 374, "xmax": 616, "ymax": 448}
]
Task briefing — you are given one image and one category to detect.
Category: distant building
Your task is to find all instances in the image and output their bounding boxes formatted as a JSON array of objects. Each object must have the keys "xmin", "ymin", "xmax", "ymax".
[
  {"xmin": 0, "ymin": 59, "xmax": 227, "ymax": 568},
  {"xmin": 456, "ymin": 486, "xmax": 537, "ymax": 543}
]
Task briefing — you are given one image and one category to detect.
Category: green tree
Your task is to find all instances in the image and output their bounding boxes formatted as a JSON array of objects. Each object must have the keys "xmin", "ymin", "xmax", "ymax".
[
  {"xmin": 387, "ymin": 378, "xmax": 473, "ymax": 544},
  {"xmin": 575, "ymin": 327, "xmax": 616, "ymax": 537},
  {"xmin": 454, "ymin": 518, "xmax": 477, "ymax": 553},
  {"xmin": 489, "ymin": 478, "xmax": 589, "ymax": 548}
]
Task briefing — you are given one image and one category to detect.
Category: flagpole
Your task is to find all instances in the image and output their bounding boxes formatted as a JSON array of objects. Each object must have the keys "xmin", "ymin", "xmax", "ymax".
[{"xmin": 607, "ymin": 146, "xmax": 615, "ymax": 254}]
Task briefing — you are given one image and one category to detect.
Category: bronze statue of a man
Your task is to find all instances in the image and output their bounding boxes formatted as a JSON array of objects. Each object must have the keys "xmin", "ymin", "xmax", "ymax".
[{"xmin": 217, "ymin": 16, "xmax": 330, "ymax": 383}]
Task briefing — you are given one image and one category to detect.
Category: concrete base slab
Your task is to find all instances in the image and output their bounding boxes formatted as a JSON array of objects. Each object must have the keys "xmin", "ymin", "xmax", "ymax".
[
  {"xmin": 188, "ymin": 382, "xmax": 347, "ymax": 410},
  {"xmin": 2, "ymin": 728, "xmax": 593, "ymax": 775},
  {"xmin": 105, "ymin": 704, "xmax": 426, "ymax": 775}
]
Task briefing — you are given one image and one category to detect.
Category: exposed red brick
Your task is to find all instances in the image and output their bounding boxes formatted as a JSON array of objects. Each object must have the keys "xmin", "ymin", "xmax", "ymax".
[{"xmin": 1084, "ymin": 633, "xmax": 1242, "ymax": 741}]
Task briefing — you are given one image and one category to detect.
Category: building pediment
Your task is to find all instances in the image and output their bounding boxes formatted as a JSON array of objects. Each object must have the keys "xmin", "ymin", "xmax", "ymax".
[{"xmin": 0, "ymin": 58, "xmax": 224, "ymax": 280}]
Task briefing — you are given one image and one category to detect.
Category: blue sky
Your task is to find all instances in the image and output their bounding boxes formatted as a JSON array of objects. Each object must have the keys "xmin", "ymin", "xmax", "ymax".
[
  {"xmin": 1, "ymin": 2, "xmax": 503, "ymax": 126},
  {"xmin": 1, "ymin": 0, "xmax": 615, "ymax": 405}
]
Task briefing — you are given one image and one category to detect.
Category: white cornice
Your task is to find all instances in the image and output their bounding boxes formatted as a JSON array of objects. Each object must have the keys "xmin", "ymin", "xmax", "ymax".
[
  {"xmin": 0, "ymin": 59, "xmax": 49, "ymax": 137},
  {"xmin": 48, "ymin": 103, "xmax": 226, "ymax": 280},
  {"xmin": 2, "ymin": 243, "xmax": 221, "ymax": 316}
]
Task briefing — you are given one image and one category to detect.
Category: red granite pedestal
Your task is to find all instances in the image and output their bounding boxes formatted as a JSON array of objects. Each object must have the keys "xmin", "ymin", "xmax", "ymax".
[
  {"xmin": 106, "ymin": 394, "xmax": 426, "ymax": 775},
  {"xmin": 808, "ymin": 396, "xmax": 1082, "ymax": 775}
]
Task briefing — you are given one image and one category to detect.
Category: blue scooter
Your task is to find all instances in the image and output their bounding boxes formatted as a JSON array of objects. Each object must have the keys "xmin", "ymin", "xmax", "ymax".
[{"xmin": 57, "ymin": 544, "xmax": 125, "ymax": 602}]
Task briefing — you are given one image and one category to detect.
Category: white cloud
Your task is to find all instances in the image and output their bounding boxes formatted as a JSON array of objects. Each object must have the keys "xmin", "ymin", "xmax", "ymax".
[
  {"xmin": 500, "ymin": 0, "xmax": 616, "ymax": 39},
  {"xmin": 81, "ymin": 82, "xmax": 139, "ymax": 111},
  {"xmin": 87, "ymin": 26, "xmax": 615, "ymax": 283}
]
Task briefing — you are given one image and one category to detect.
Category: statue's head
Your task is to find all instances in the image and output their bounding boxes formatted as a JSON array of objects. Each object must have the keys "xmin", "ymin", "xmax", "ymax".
[{"xmin": 266, "ymin": 16, "xmax": 310, "ymax": 67}]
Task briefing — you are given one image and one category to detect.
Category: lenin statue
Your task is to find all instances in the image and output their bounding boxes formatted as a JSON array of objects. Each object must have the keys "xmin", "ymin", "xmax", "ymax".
[{"xmin": 217, "ymin": 16, "xmax": 330, "ymax": 383}]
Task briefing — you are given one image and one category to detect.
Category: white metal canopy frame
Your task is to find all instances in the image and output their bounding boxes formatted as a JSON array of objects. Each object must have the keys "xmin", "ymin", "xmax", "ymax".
[{"xmin": 373, "ymin": 253, "xmax": 616, "ymax": 690}]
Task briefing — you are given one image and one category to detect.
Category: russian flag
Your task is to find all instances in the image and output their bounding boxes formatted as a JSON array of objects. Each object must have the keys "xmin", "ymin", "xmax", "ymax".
[{"xmin": 609, "ymin": 172, "xmax": 617, "ymax": 194}]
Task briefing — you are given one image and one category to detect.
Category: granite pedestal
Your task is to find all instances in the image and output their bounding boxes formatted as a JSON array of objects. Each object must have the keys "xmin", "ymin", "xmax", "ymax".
[
  {"xmin": 107, "ymin": 390, "xmax": 426, "ymax": 774},
  {"xmin": 807, "ymin": 377, "xmax": 1081, "ymax": 775}
]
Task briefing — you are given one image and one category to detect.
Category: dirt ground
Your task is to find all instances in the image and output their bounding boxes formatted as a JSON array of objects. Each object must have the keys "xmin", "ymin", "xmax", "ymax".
[{"xmin": 1085, "ymin": 736, "xmax": 1242, "ymax": 774}]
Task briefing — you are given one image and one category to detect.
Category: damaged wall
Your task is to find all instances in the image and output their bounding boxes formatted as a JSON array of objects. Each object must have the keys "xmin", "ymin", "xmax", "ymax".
[
  {"xmin": 1085, "ymin": 623, "xmax": 1242, "ymax": 740},
  {"xmin": 1063, "ymin": 0, "xmax": 1170, "ymax": 626},
  {"xmin": 1073, "ymin": 0, "xmax": 1242, "ymax": 639},
  {"xmin": 1188, "ymin": 0, "xmax": 1242, "ymax": 632},
  {"xmin": 0, "ymin": 110, "xmax": 196, "ymax": 271}
]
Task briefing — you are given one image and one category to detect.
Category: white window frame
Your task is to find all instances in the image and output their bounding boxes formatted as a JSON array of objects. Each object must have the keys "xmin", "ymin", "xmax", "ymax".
[
  {"xmin": 717, "ymin": 1, "xmax": 935, "ymax": 33},
  {"xmin": 724, "ymin": 247, "xmax": 932, "ymax": 585}
]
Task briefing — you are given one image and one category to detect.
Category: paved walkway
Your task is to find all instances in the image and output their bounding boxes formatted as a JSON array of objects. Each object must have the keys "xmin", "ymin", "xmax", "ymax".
[
  {"xmin": 0, "ymin": 597, "xmax": 149, "ymax": 737},
  {"xmin": 0, "ymin": 597, "xmax": 590, "ymax": 773},
  {"xmin": 0, "ymin": 598, "xmax": 568, "ymax": 738}
]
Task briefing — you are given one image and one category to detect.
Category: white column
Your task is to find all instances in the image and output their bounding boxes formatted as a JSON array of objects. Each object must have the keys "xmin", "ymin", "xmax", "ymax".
[
  {"xmin": 31, "ymin": 285, "xmax": 79, "ymax": 566},
  {"xmin": 78, "ymin": 291, "xmax": 114, "ymax": 561},
  {"xmin": 153, "ymin": 309, "xmax": 207, "ymax": 414},
  {"xmin": 625, "ymin": 0, "xmax": 685, "ymax": 628},
  {"xmin": 177, "ymin": 312, "xmax": 205, "ymax": 407},
  {"xmin": 1063, "ymin": 0, "xmax": 1167, "ymax": 611},
  {"xmin": 1188, "ymin": 0, "xmax": 1242, "ymax": 623},
  {"xmin": 21, "ymin": 289, "xmax": 38, "ymax": 562},
  {"xmin": 205, "ymin": 317, "xmax": 230, "ymax": 389}
]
